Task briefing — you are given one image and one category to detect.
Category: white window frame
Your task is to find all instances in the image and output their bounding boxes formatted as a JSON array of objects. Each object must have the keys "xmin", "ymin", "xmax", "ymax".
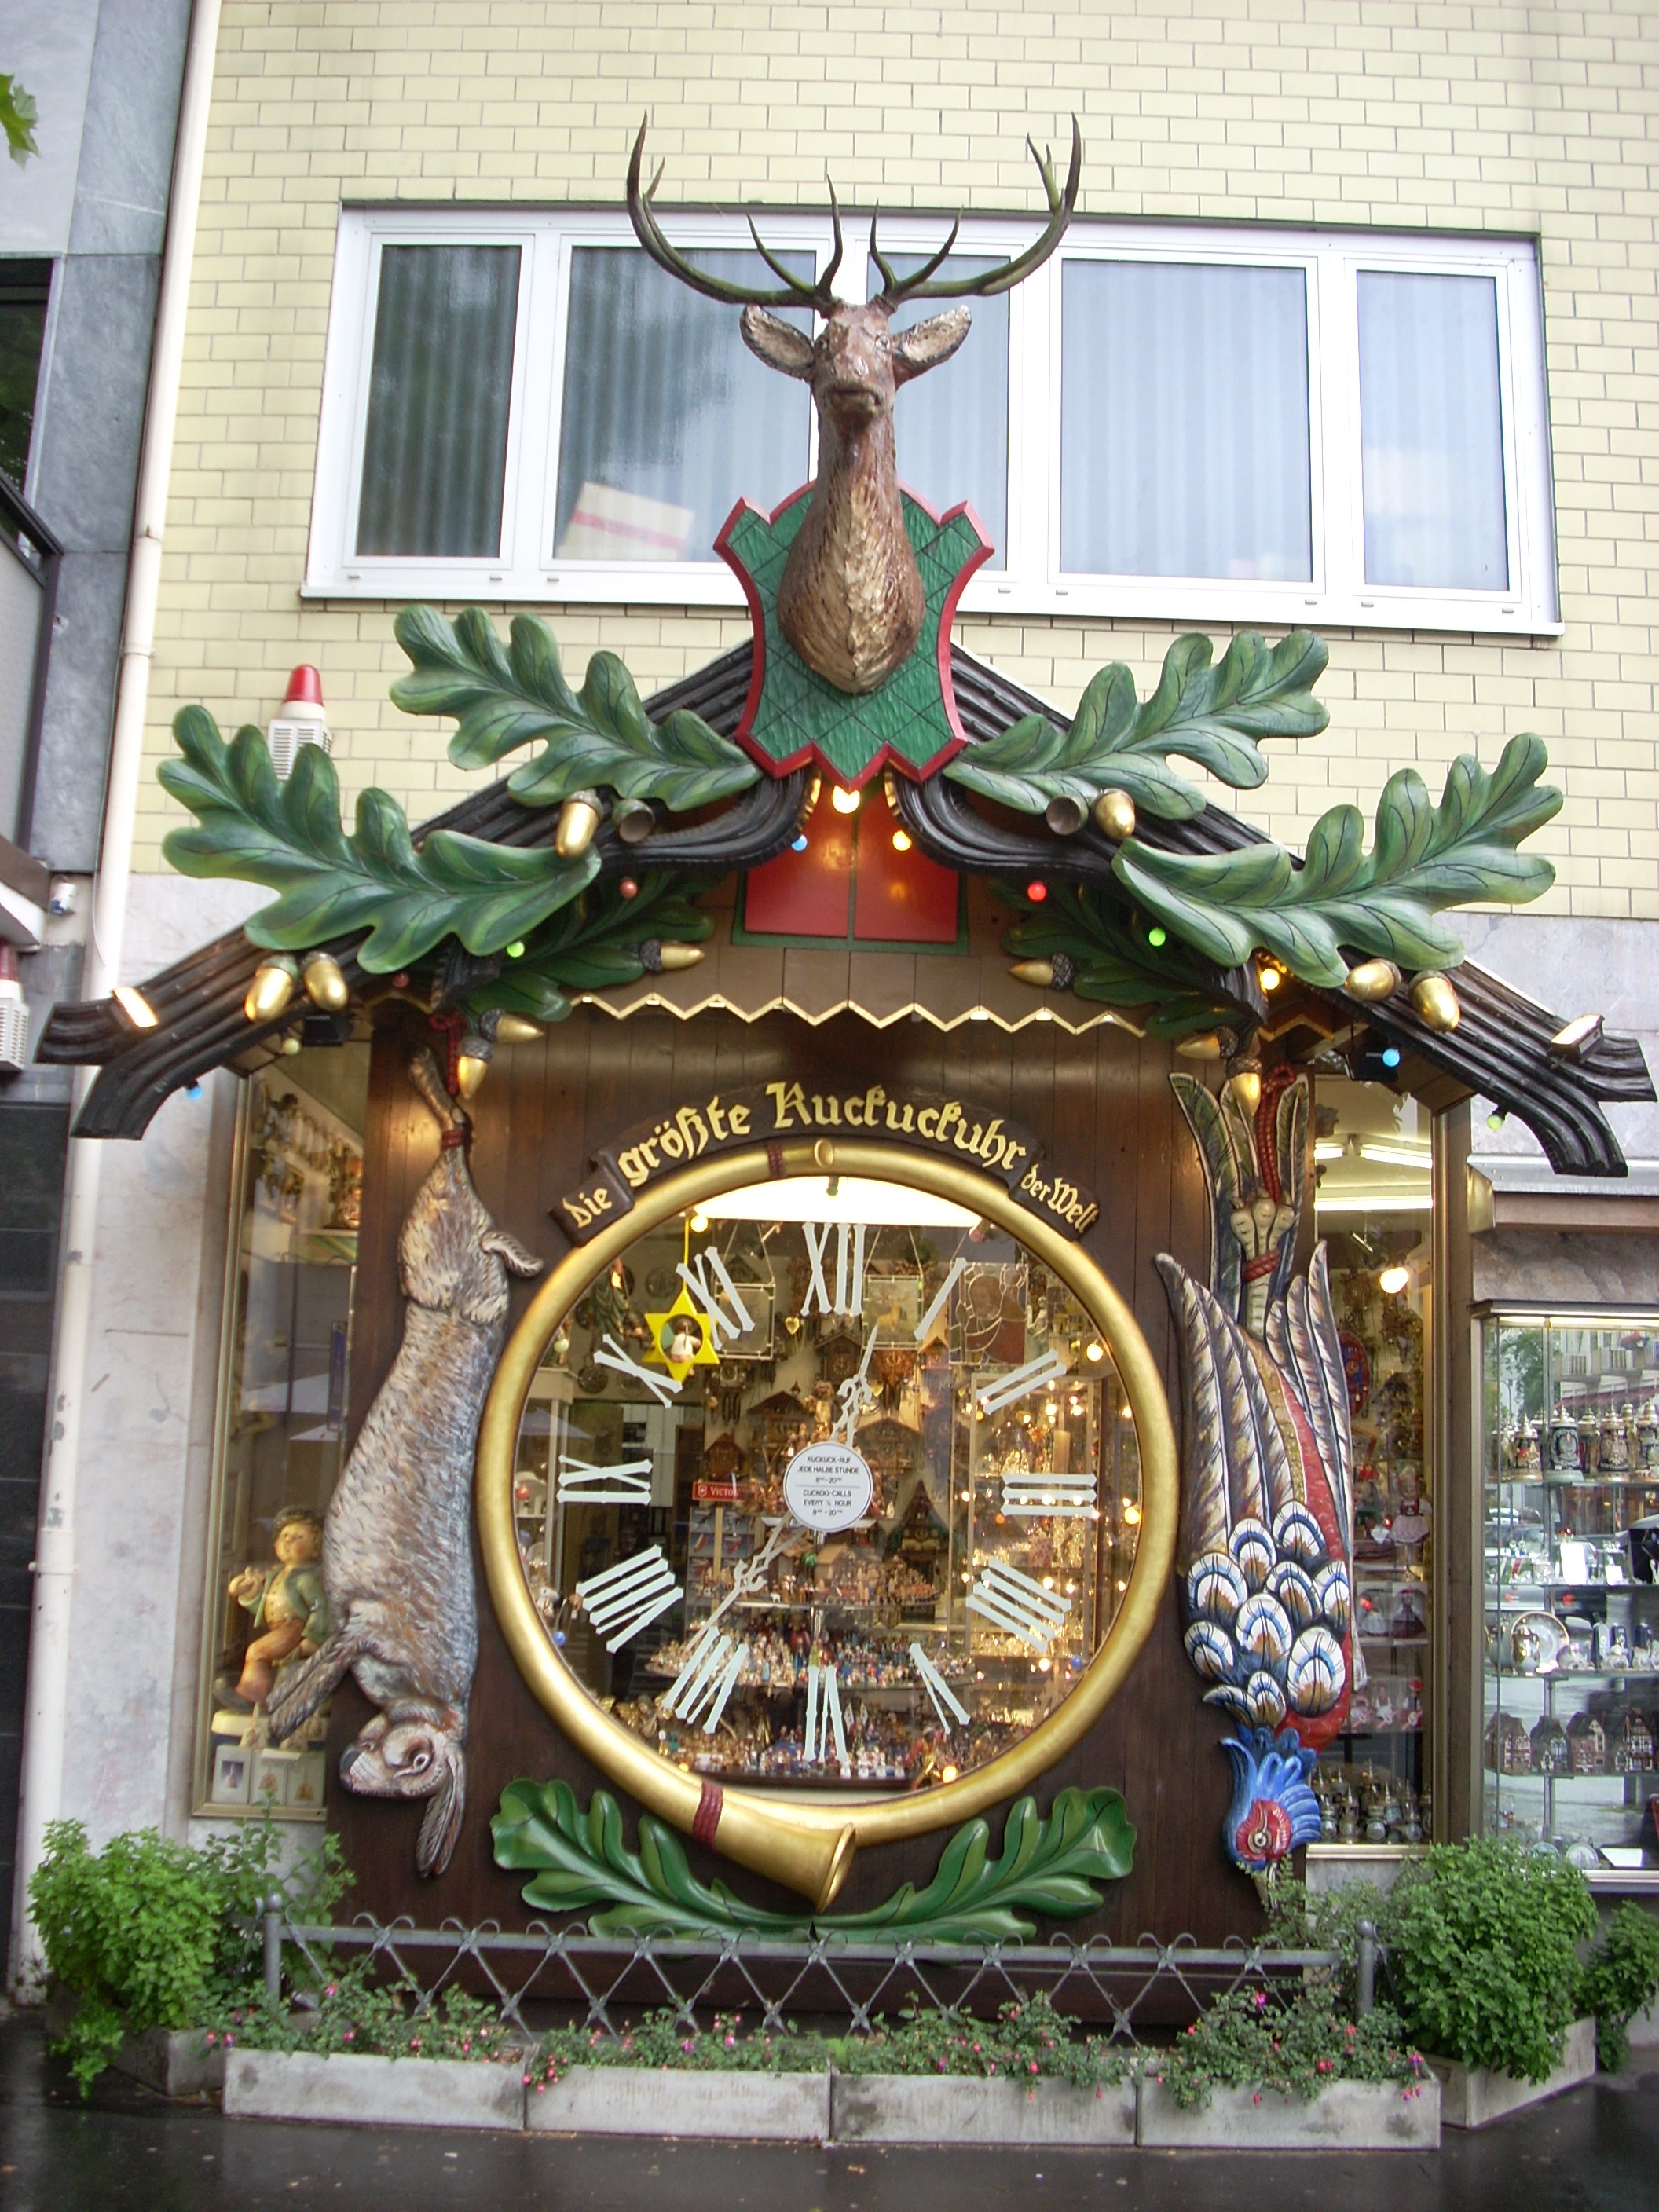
[{"xmin": 307, "ymin": 207, "xmax": 1559, "ymax": 636}]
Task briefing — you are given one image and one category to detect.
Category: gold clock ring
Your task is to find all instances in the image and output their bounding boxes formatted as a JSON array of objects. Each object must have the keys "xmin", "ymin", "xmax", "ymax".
[{"xmin": 478, "ymin": 1139, "xmax": 1177, "ymax": 1910}]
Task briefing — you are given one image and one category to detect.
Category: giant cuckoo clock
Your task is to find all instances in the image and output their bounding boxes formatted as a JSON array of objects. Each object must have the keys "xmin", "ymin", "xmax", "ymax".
[{"xmin": 42, "ymin": 123, "xmax": 1654, "ymax": 1898}]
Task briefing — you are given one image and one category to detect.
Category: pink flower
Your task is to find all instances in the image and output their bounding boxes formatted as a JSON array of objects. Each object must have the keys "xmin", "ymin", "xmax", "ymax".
[
  {"xmin": 224, "ymin": 2034, "xmax": 236, "ymax": 2048},
  {"xmin": 205, "ymin": 2033, "xmax": 218, "ymax": 2046},
  {"xmin": 1253, "ymin": 2092, "xmax": 1263, "ymax": 2105},
  {"xmin": 1317, "ymin": 2060, "xmax": 1331, "ymax": 2073}
]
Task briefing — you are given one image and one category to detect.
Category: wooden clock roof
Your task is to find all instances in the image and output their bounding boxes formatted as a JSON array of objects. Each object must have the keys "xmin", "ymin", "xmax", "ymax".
[{"xmin": 38, "ymin": 636, "xmax": 1654, "ymax": 1173}]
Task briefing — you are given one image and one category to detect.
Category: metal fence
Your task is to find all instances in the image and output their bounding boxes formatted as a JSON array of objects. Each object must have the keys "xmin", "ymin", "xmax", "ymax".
[{"xmin": 261, "ymin": 1906, "xmax": 1374, "ymax": 2048}]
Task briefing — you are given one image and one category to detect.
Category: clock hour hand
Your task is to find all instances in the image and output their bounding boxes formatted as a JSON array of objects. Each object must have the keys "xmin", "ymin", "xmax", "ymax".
[{"xmin": 834, "ymin": 1324, "xmax": 880, "ymax": 1445}]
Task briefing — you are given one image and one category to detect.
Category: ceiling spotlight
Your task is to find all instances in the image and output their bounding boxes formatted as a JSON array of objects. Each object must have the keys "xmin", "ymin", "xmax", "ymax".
[
  {"xmin": 1258, "ymin": 961, "xmax": 1284, "ymax": 992},
  {"xmin": 1548, "ymin": 1013, "xmax": 1604, "ymax": 1062},
  {"xmin": 1085, "ymin": 1340, "xmax": 1105, "ymax": 1363},
  {"xmin": 892, "ymin": 829, "xmax": 913, "ymax": 852},
  {"xmin": 1379, "ymin": 1263, "xmax": 1411, "ymax": 1295},
  {"xmin": 830, "ymin": 784, "xmax": 861, "ymax": 815},
  {"xmin": 689, "ymin": 1209, "xmax": 709, "ymax": 1233}
]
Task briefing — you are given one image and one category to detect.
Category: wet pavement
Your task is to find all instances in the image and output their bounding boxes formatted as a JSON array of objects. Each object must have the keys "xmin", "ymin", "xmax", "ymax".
[{"xmin": 2, "ymin": 2014, "xmax": 1656, "ymax": 2212}]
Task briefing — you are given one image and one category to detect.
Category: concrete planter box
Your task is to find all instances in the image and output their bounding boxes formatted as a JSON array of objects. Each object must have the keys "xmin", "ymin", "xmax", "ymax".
[
  {"xmin": 45, "ymin": 1991, "xmax": 224, "ymax": 2100},
  {"xmin": 1137, "ymin": 2075, "xmax": 1441, "ymax": 2150},
  {"xmin": 223, "ymin": 2047, "xmax": 525, "ymax": 2130},
  {"xmin": 1431, "ymin": 2017, "xmax": 1596, "ymax": 2130},
  {"xmin": 526, "ymin": 2067, "xmax": 830, "ymax": 2141},
  {"xmin": 831, "ymin": 2070, "xmax": 1136, "ymax": 2145}
]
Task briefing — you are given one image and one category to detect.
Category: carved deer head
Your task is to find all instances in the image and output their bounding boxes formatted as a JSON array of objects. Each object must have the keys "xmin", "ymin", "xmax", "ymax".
[{"xmin": 628, "ymin": 121, "xmax": 1081, "ymax": 701}]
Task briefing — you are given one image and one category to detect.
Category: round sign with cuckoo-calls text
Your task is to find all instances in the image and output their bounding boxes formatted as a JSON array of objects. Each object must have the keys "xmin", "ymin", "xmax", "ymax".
[{"xmin": 783, "ymin": 1439, "xmax": 874, "ymax": 1534}]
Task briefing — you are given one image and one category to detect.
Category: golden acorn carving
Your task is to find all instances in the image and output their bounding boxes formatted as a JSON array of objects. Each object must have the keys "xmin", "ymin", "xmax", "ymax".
[
  {"xmin": 301, "ymin": 950, "xmax": 350, "ymax": 1012},
  {"xmin": 1343, "ymin": 958, "xmax": 1402, "ymax": 1004},
  {"xmin": 1009, "ymin": 958, "xmax": 1057, "ymax": 989},
  {"xmin": 1410, "ymin": 971, "xmax": 1461, "ymax": 1031},
  {"xmin": 555, "ymin": 789, "xmax": 603, "ymax": 858},
  {"xmin": 244, "ymin": 956, "xmax": 299, "ymax": 1023},
  {"xmin": 492, "ymin": 1014, "xmax": 544, "ymax": 1044},
  {"xmin": 1093, "ymin": 789, "xmax": 1137, "ymax": 841}
]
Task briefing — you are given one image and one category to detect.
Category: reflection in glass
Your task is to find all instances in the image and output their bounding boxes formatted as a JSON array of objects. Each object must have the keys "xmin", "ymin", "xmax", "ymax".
[
  {"xmin": 1060, "ymin": 260, "xmax": 1313, "ymax": 580},
  {"xmin": 357, "ymin": 244, "xmax": 522, "ymax": 558},
  {"xmin": 1358, "ymin": 270, "xmax": 1508, "ymax": 591},
  {"xmin": 872, "ymin": 254, "xmax": 1009, "ymax": 565},
  {"xmin": 512, "ymin": 1181, "xmax": 1139, "ymax": 1791},
  {"xmin": 554, "ymin": 249, "xmax": 813, "ymax": 562},
  {"xmin": 200, "ymin": 1053, "xmax": 368, "ymax": 1818}
]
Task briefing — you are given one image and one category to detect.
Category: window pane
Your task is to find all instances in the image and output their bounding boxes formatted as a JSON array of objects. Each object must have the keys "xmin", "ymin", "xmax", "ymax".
[
  {"xmin": 1358, "ymin": 271, "xmax": 1507, "ymax": 591},
  {"xmin": 0, "ymin": 261, "xmax": 50, "ymax": 488},
  {"xmin": 555, "ymin": 248, "xmax": 812, "ymax": 562},
  {"xmin": 1060, "ymin": 261, "xmax": 1313, "ymax": 581},
  {"xmin": 356, "ymin": 244, "xmax": 521, "ymax": 558},
  {"xmin": 871, "ymin": 254, "xmax": 1009, "ymax": 566}
]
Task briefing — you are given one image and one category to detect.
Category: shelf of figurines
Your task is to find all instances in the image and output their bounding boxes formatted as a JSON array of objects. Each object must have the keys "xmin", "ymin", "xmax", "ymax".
[{"xmin": 1312, "ymin": 1760, "xmax": 1430, "ymax": 1848}]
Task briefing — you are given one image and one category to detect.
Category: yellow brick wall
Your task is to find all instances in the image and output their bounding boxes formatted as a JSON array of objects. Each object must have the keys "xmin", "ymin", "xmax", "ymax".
[{"xmin": 138, "ymin": 2, "xmax": 1659, "ymax": 924}]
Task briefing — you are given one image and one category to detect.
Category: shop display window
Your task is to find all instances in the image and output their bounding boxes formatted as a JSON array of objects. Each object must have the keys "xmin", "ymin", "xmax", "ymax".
[
  {"xmin": 1309, "ymin": 1076, "xmax": 1434, "ymax": 1844},
  {"xmin": 195, "ymin": 1050, "xmax": 368, "ymax": 1818},
  {"xmin": 1481, "ymin": 1311, "xmax": 1659, "ymax": 1867},
  {"xmin": 510, "ymin": 1176, "xmax": 1141, "ymax": 1791}
]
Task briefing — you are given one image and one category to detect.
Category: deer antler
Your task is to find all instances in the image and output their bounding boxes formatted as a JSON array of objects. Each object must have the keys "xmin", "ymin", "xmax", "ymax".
[
  {"xmin": 626, "ymin": 119, "xmax": 844, "ymax": 314},
  {"xmin": 870, "ymin": 116, "xmax": 1082, "ymax": 307}
]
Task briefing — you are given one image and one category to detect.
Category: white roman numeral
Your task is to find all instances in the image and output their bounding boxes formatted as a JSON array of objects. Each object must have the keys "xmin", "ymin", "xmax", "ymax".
[
  {"xmin": 974, "ymin": 1349, "xmax": 1068, "ymax": 1415},
  {"xmin": 557, "ymin": 1454, "xmax": 654, "ymax": 1505},
  {"xmin": 661, "ymin": 1624, "xmax": 748, "ymax": 1733},
  {"xmin": 574, "ymin": 1546, "xmax": 681, "ymax": 1650},
  {"xmin": 909, "ymin": 1640, "xmax": 969, "ymax": 1729},
  {"xmin": 1000, "ymin": 1470, "xmax": 1098, "ymax": 1520},
  {"xmin": 803, "ymin": 1659, "xmax": 847, "ymax": 1764},
  {"xmin": 913, "ymin": 1255, "xmax": 967, "ymax": 1345},
  {"xmin": 676, "ymin": 1249, "xmax": 756, "ymax": 1347},
  {"xmin": 594, "ymin": 1331, "xmax": 683, "ymax": 1406},
  {"xmin": 965, "ymin": 1558, "xmax": 1073, "ymax": 1651},
  {"xmin": 801, "ymin": 1222, "xmax": 867, "ymax": 1317}
]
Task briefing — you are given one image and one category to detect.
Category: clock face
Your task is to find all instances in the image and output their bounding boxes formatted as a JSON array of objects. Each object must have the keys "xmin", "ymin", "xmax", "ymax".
[{"xmin": 506, "ymin": 1166, "xmax": 1145, "ymax": 1797}]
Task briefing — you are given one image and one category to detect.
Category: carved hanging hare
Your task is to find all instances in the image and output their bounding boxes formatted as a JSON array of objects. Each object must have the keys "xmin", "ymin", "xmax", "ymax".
[{"xmin": 266, "ymin": 1049, "xmax": 541, "ymax": 1874}]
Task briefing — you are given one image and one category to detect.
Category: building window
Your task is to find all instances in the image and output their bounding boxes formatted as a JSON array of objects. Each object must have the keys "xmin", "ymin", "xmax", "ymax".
[
  {"xmin": 356, "ymin": 244, "xmax": 522, "ymax": 558},
  {"xmin": 554, "ymin": 247, "xmax": 813, "ymax": 563},
  {"xmin": 0, "ymin": 260, "xmax": 49, "ymax": 491},
  {"xmin": 1060, "ymin": 259, "xmax": 1313, "ymax": 584},
  {"xmin": 196, "ymin": 1052, "xmax": 368, "ymax": 1821},
  {"xmin": 309, "ymin": 211, "xmax": 1555, "ymax": 635},
  {"xmin": 1357, "ymin": 270, "xmax": 1508, "ymax": 593}
]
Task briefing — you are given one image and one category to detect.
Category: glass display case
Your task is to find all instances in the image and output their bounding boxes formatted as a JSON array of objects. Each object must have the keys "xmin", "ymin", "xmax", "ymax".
[
  {"xmin": 1309, "ymin": 1075, "xmax": 1434, "ymax": 1844},
  {"xmin": 1481, "ymin": 1311, "xmax": 1659, "ymax": 1867},
  {"xmin": 195, "ymin": 1050, "xmax": 368, "ymax": 1818},
  {"xmin": 511, "ymin": 1176, "xmax": 1142, "ymax": 1792}
]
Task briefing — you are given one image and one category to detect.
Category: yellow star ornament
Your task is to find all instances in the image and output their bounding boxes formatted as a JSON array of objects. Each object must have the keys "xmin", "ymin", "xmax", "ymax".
[{"xmin": 643, "ymin": 1287, "xmax": 722, "ymax": 1382}]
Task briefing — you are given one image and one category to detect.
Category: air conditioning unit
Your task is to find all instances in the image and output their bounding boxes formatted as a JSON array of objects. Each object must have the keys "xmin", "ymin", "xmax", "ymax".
[{"xmin": 268, "ymin": 664, "xmax": 332, "ymax": 782}]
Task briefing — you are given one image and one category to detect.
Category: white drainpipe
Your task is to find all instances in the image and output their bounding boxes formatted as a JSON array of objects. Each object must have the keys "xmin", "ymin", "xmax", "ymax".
[{"xmin": 9, "ymin": 0, "xmax": 224, "ymax": 1988}]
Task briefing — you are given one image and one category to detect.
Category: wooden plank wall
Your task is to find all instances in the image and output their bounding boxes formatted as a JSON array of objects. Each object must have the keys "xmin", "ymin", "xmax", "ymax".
[{"xmin": 331, "ymin": 1002, "xmax": 1262, "ymax": 1945}]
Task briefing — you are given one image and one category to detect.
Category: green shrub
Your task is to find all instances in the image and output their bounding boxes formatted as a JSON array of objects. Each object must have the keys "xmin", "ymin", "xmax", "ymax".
[
  {"xmin": 834, "ymin": 1994, "xmax": 1130, "ymax": 2090},
  {"xmin": 525, "ymin": 1994, "xmax": 1130, "ymax": 2097},
  {"xmin": 28, "ymin": 1818, "xmax": 350, "ymax": 2095},
  {"xmin": 1148, "ymin": 1987, "xmax": 1428, "ymax": 2111},
  {"xmin": 1579, "ymin": 1903, "xmax": 1659, "ymax": 2073},
  {"xmin": 1380, "ymin": 1838, "xmax": 1596, "ymax": 2083},
  {"xmin": 220, "ymin": 1972, "xmax": 517, "ymax": 2064}
]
